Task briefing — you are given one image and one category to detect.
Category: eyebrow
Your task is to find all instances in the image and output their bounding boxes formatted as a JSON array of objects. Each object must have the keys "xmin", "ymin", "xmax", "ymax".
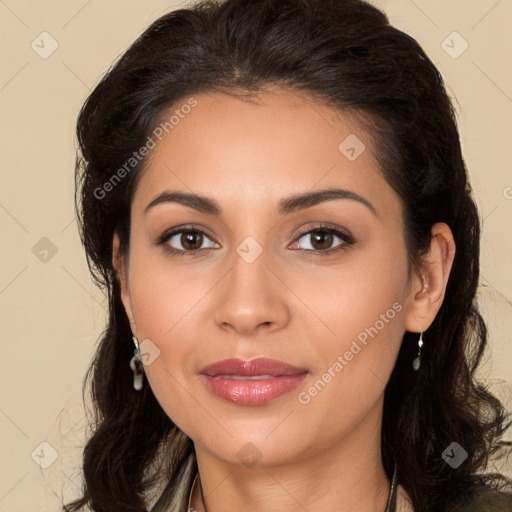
[{"xmin": 144, "ymin": 187, "xmax": 378, "ymax": 217}]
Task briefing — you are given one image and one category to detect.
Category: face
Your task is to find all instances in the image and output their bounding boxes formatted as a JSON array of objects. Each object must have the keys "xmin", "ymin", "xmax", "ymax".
[{"xmin": 115, "ymin": 87, "xmax": 421, "ymax": 467}]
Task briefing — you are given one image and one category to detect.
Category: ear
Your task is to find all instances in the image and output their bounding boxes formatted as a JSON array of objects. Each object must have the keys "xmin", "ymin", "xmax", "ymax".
[
  {"xmin": 112, "ymin": 231, "xmax": 136, "ymax": 330},
  {"xmin": 404, "ymin": 222, "xmax": 456, "ymax": 333}
]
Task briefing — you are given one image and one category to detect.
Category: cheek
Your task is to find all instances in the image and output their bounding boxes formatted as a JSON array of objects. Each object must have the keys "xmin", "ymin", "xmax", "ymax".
[
  {"xmin": 127, "ymin": 238, "xmax": 208, "ymax": 339},
  {"xmin": 313, "ymin": 236, "xmax": 406, "ymax": 341},
  {"xmin": 126, "ymin": 250, "xmax": 206, "ymax": 429},
  {"xmin": 306, "ymin": 239, "xmax": 408, "ymax": 394},
  {"xmin": 125, "ymin": 242, "xmax": 209, "ymax": 396},
  {"xmin": 313, "ymin": 284, "xmax": 404, "ymax": 393}
]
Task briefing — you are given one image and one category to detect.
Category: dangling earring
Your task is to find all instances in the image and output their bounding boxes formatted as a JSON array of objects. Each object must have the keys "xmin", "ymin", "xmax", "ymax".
[
  {"xmin": 130, "ymin": 335, "xmax": 144, "ymax": 390},
  {"xmin": 412, "ymin": 331, "xmax": 423, "ymax": 371}
]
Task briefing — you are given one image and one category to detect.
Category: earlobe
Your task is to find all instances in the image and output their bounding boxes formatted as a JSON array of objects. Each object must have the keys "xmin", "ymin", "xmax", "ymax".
[
  {"xmin": 112, "ymin": 232, "xmax": 136, "ymax": 330},
  {"xmin": 405, "ymin": 222, "xmax": 456, "ymax": 333}
]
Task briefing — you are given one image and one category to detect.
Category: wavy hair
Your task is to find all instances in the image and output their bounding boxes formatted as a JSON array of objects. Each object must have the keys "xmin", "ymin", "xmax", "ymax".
[{"xmin": 65, "ymin": 0, "xmax": 512, "ymax": 511}]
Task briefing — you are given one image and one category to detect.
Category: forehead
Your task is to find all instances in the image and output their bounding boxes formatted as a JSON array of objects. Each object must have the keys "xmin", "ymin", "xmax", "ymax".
[{"xmin": 132, "ymin": 87, "xmax": 397, "ymax": 218}]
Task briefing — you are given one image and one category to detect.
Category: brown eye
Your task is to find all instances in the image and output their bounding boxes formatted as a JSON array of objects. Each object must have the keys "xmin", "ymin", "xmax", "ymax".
[
  {"xmin": 295, "ymin": 228, "xmax": 346, "ymax": 252},
  {"xmin": 180, "ymin": 231, "xmax": 203, "ymax": 250},
  {"xmin": 308, "ymin": 231, "xmax": 335, "ymax": 251},
  {"xmin": 163, "ymin": 229, "xmax": 219, "ymax": 253}
]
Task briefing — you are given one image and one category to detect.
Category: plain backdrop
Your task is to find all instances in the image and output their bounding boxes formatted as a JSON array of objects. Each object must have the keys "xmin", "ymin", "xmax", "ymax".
[{"xmin": 0, "ymin": 1, "xmax": 511, "ymax": 510}]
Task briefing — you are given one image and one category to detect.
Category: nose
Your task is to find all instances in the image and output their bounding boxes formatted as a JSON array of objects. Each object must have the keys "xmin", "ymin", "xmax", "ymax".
[{"xmin": 213, "ymin": 245, "xmax": 291, "ymax": 336}]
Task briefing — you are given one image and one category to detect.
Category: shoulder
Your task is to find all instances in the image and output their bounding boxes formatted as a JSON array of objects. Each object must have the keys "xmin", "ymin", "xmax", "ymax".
[
  {"xmin": 396, "ymin": 483, "xmax": 512, "ymax": 512},
  {"xmin": 445, "ymin": 484, "xmax": 512, "ymax": 512},
  {"xmin": 396, "ymin": 484, "xmax": 414, "ymax": 512}
]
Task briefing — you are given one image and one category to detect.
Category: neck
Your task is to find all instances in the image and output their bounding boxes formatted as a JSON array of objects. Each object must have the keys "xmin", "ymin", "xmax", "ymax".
[{"xmin": 190, "ymin": 401, "xmax": 391, "ymax": 512}]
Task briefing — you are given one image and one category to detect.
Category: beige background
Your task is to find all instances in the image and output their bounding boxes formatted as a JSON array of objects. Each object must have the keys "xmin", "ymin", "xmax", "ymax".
[{"xmin": 0, "ymin": 0, "xmax": 511, "ymax": 510}]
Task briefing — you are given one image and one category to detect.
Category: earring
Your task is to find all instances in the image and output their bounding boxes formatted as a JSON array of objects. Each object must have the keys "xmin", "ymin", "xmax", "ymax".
[
  {"xmin": 412, "ymin": 331, "xmax": 424, "ymax": 371},
  {"xmin": 130, "ymin": 335, "xmax": 144, "ymax": 391}
]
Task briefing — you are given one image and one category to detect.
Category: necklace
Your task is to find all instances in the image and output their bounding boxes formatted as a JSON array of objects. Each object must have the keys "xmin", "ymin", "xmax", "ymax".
[
  {"xmin": 385, "ymin": 462, "xmax": 398, "ymax": 512},
  {"xmin": 191, "ymin": 463, "xmax": 398, "ymax": 512}
]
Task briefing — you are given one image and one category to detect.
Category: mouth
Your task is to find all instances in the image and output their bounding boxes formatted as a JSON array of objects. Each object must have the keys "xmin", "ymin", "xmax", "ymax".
[
  {"xmin": 199, "ymin": 357, "xmax": 309, "ymax": 406},
  {"xmin": 210, "ymin": 374, "xmax": 280, "ymax": 380}
]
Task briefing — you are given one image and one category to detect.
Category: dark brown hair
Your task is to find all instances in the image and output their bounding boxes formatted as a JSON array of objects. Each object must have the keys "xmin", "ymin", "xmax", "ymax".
[{"xmin": 66, "ymin": 0, "xmax": 512, "ymax": 511}]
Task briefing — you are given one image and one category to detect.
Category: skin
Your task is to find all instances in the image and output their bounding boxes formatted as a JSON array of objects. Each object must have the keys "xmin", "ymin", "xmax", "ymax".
[{"xmin": 112, "ymin": 87, "xmax": 455, "ymax": 512}]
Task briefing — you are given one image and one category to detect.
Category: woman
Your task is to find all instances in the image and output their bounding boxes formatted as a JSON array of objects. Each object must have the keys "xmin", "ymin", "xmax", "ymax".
[{"xmin": 64, "ymin": 0, "xmax": 512, "ymax": 511}]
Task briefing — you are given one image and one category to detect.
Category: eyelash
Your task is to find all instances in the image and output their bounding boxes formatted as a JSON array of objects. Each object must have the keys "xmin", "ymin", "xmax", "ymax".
[{"xmin": 156, "ymin": 223, "xmax": 355, "ymax": 257}]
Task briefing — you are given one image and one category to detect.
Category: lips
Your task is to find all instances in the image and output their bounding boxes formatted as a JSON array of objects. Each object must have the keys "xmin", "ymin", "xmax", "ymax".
[
  {"xmin": 200, "ymin": 357, "xmax": 308, "ymax": 377},
  {"xmin": 199, "ymin": 357, "xmax": 309, "ymax": 406}
]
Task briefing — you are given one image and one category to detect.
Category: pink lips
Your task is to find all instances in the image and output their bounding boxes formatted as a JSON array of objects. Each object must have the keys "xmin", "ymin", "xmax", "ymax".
[{"xmin": 199, "ymin": 357, "xmax": 308, "ymax": 406}]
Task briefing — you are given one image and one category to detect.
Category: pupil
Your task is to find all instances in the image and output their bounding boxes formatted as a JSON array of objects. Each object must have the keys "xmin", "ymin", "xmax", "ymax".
[
  {"xmin": 312, "ymin": 231, "xmax": 332, "ymax": 250},
  {"xmin": 183, "ymin": 231, "xmax": 202, "ymax": 250}
]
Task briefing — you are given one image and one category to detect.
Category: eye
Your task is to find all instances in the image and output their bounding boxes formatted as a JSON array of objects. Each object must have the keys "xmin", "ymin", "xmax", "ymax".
[
  {"xmin": 157, "ymin": 226, "xmax": 219, "ymax": 255},
  {"xmin": 291, "ymin": 224, "xmax": 355, "ymax": 255},
  {"xmin": 156, "ymin": 223, "xmax": 355, "ymax": 257}
]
